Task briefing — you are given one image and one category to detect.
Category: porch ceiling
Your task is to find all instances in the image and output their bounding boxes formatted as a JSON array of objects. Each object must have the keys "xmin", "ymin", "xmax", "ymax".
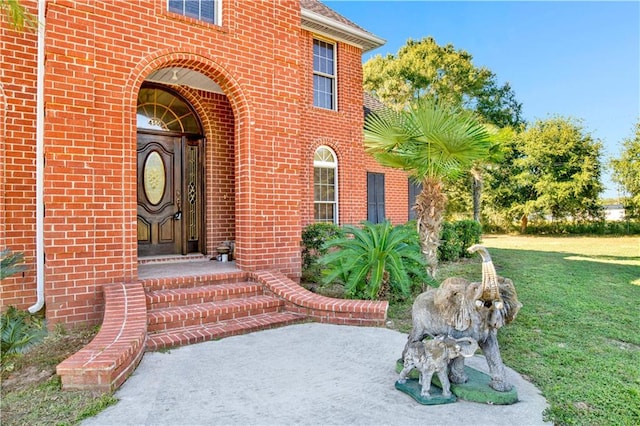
[{"xmin": 146, "ymin": 67, "xmax": 224, "ymax": 95}]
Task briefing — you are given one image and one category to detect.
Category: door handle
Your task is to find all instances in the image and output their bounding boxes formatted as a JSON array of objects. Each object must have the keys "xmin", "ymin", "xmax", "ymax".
[{"xmin": 174, "ymin": 190, "xmax": 181, "ymax": 220}]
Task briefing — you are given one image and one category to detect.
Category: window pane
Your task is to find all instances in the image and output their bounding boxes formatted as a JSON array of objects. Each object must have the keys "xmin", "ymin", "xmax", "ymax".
[
  {"xmin": 137, "ymin": 87, "xmax": 201, "ymax": 133},
  {"xmin": 313, "ymin": 39, "xmax": 335, "ymax": 109},
  {"xmin": 314, "ymin": 147, "xmax": 338, "ymax": 223},
  {"xmin": 169, "ymin": 0, "xmax": 216, "ymax": 24},
  {"xmin": 200, "ymin": 0, "xmax": 215, "ymax": 24},
  {"xmin": 184, "ymin": 1, "xmax": 200, "ymax": 19},
  {"xmin": 168, "ymin": 0, "xmax": 182, "ymax": 14},
  {"xmin": 314, "ymin": 75, "xmax": 333, "ymax": 109}
]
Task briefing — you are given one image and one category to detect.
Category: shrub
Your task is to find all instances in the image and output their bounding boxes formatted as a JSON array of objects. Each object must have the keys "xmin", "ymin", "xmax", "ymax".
[
  {"xmin": 454, "ymin": 220, "xmax": 482, "ymax": 256},
  {"xmin": 319, "ymin": 221, "xmax": 429, "ymax": 300},
  {"xmin": 438, "ymin": 222, "xmax": 463, "ymax": 262},
  {"xmin": 1, "ymin": 306, "xmax": 47, "ymax": 368},
  {"xmin": 521, "ymin": 220, "xmax": 640, "ymax": 235},
  {"xmin": 438, "ymin": 220, "xmax": 483, "ymax": 261},
  {"xmin": 1, "ymin": 248, "xmax": 27, "ymax": 280},
  {"xmin": 301, "ymin": 223, "xmax": 343, "ymax": 283}
]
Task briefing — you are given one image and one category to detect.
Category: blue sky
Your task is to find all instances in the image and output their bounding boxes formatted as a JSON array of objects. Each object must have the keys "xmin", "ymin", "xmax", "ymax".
[{"xmin": 325, "ymin": 0, "xmax": 640, "ymax": 199}]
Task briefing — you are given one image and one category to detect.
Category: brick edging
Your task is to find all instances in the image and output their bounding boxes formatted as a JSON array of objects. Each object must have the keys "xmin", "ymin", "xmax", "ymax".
[
  {"xmin": 252, "ymin": 271, "xmax": 388, "ymax": 326},
  {"xmin": 56, "ymin": 282, "xmax": 147, "ymax": 392}
]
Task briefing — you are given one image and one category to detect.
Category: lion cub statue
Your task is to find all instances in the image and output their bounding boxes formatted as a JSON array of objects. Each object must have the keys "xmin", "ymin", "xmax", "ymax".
[{"xmin": 398, "ymin": 335, "xmax": 478, "ymax": 398}]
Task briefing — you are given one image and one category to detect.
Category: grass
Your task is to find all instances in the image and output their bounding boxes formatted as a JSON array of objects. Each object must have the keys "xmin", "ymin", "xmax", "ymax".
[
  {"xmin": 1, "ymin": 326, "xmax": 117, "ymax": 426},
  {"xmin": 482, "ymin": 235, "xmax": 640, "ymax": 425},
  {"xmin": 388, "ymin": 235, "xmax": 640, "ymax": 425}
]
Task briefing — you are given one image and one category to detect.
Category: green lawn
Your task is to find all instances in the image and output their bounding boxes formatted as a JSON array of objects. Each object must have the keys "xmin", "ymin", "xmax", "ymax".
[{"xmin": 446, "ymin": 235, "xmax": 640, "ymax": 425}]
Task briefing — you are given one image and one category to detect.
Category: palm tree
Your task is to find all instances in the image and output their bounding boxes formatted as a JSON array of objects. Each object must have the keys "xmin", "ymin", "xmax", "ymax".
[{"xmin": 364, "ymin": 98, "xmax": 495, "ymax": 278}]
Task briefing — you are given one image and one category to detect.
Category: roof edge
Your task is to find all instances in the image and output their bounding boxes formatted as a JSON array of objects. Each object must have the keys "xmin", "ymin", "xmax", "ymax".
[{"xmin": 301, "ymin": 8, "xmax": 385, "ymax": 53}]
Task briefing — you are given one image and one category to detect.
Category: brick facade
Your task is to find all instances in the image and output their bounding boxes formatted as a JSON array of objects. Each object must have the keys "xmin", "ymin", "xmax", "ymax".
[{"xmin": 1, "ymin": 0, "xmax": 412, "ymax": 327}]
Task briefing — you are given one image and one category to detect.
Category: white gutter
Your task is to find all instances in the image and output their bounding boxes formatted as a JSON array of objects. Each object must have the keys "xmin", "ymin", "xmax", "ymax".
[
  {"xmin": 29, "ymin": 0, "xmax": 45, "ymax": 314},
  {"xmin": 301, "ymin": 9, "xmax": 386, "ymax": 52}
]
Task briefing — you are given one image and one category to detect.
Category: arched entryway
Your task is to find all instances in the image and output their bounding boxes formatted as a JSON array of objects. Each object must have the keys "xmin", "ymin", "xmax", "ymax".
[{"xmin": 136, "ymin": 84, "xmax": 205, "ymax": 257}]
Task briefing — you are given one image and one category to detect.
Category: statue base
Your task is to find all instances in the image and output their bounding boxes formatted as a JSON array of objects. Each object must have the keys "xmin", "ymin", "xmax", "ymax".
[
  {"xmin": 395, "ymin": 359, "xmax": 519, "ymax": 405},
  {"xmin": 395, "ymin": 379, "xmax": 457, "ymax": 405}
]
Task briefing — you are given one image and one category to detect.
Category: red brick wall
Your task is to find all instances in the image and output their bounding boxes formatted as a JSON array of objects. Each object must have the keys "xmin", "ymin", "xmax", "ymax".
[
  {"xmin": 300, "ymin": 35, "xmax": 369, "ymax": 227},
  {"xmin": 1, "ymin": 0, "xmax": 410, "ymax": 326},
  {"xmin": 298, "ymin": 32, "xmax": 411, "ymax": 228}
]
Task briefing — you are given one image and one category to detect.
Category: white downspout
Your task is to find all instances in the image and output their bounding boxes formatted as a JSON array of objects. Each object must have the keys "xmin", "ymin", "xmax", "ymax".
[{"xmin": 28, "ymin": 0, "xmax": 46, "ymax": 314}]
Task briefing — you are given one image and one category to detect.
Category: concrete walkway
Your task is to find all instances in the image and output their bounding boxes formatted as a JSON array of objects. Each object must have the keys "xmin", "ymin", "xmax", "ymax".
[{"xmin": 83, "ymin": 323, "xmax": 549, "ymax": 426}]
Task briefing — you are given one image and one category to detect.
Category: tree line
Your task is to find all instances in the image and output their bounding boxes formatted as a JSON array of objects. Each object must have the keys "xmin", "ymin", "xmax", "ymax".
[{"xmin": 363, "ymin": 36, "xmax": 639, "ymax": 230}]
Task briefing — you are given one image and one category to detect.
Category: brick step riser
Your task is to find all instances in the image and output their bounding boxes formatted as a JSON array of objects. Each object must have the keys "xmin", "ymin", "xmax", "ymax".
[
  {"xmin": 141, "ymin": 271, "xmax": 249, "ymax": 292},
  {"xmin": 146, "ymin": 282, "xmax": 263, "ymax": 310},
  {"xmin": 147, "ymin": 298, "xmax": 285, "ymax": 333},
  {"xmin": 146, "ymin": 313, "xmax": 307, "ymax": 351}
]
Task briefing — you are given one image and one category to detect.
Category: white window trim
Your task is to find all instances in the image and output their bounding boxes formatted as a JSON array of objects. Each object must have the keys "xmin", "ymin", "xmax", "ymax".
[
  {"xmin": 313, "ymin": 38, "xmax": 338, "ymax": 111},
  {"xmin": 314, "ymin": 146, "xmax": 339, "ymax": 224}
]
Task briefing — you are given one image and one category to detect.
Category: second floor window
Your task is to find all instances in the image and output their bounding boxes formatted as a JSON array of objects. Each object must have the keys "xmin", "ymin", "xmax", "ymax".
[
  {"xmin": 313, "ymin": 39, "xmax": 336, "ymax": 110},
  {"xmin": 168, "ymin": 0, "xmax": 218, "ymax": 25}
]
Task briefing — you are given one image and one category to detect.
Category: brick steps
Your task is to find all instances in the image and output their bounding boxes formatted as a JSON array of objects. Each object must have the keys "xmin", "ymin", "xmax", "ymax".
[
  {"xmin": 146, "ymin": 311, "xmax": 305, "ymax": 351},
  {"xmin": 57, "ymin": 269, "xmax": 388, "ymax": 393},
  {"xmin": 145, "ymin": 281, "xmax": 263, "ymax": 309},
  {"xmin": 147, "ymin": 295, "xmax": 286, "ymax": 332},
  {"xmin": 145, "ymin": 279, "xmax": 306, "ymax": 351}
]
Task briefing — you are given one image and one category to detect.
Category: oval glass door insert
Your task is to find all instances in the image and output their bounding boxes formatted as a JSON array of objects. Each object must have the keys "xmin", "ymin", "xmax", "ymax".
[{"xmin": 143, "ymin": 151, "xmax": 166, "ymax": 205}]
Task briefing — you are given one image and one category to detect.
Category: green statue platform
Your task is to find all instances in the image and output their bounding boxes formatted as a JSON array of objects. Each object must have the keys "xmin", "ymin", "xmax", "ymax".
[
  {"xmin": 394, "ymin": 379, "xmax": 457, "ymax": 405},
  {"xmin": 395, "ymin": 359, "xmax": 519, "ymax": 405}
]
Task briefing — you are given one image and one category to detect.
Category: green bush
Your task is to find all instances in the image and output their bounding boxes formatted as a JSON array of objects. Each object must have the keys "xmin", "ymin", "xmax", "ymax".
[
  {"xmin": 522, "ymin": 220, "xmax": 640, "ymax": 235},
  {"xmin": 301, "ymin": 223, "xmax": 343, "ymax": 283},
  {"xmin": 1, "ymin": 248, "xmax": 27, "ymax": 280},
  {"xmin": 438, "ymin": 220, "xmax": 483, "ymax": 261},
  {"xmin": 319, "ymin": 221, "xmax": 429, "ymax": 300},
  {"xmin": 455, "ymin": 220, "xmax": 482, "ymax": 255},
  {"xmin": 1, "ymin": 306, "xmax": 47, "ymax": 368},
  {"xmin": 438, "ymin": 222, "xmax": 463, "ymax": 262}
]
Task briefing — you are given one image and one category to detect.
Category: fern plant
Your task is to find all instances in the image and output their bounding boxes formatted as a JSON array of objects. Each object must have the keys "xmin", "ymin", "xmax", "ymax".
[
  {"xmin": 1, "ymin": 248, "xmax": 27, "ymax": 280},
  {"xmin": 1, "ymin": 306, "xmax": 46, "ymax": 365},
  {"xmin": 319, "ymin": 221, "xmax": 428, "ymax": 300}
]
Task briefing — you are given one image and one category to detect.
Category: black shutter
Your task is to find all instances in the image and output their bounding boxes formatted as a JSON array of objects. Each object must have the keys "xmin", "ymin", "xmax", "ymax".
[{"xmin": 367, "ymin": 172, "xmax": 385, "ymax": 223}]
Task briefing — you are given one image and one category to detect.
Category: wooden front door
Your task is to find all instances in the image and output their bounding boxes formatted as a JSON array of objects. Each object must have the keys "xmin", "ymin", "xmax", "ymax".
[{"xmin": 137, "ymin": 133, "xmax": 203, "ymax": 256}]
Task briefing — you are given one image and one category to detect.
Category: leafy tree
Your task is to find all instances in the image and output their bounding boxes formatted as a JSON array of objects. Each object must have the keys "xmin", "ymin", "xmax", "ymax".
[
  {"xmin": 486, "ymin": 117, "xmax": 604, "ymax": 226},
  {"xmin": 0, "ymin": 0, "xmax": 37, "ymax": 31},
  {"xmin": 610, "ymin": 121, "xmax": 640, "ymax": 219},
  {"xmin": 483, "ymin": 134, "xmax": 534, "ymax": 229},
  {"xmin": 319, "ymin": 221, "xmax": 428, "ymax": 300},
  {"xmin": 363, "ymin": 36, "xmax": 524, "ymax": 222},
  {"xmin": 364, "ymin": 98, "xmax": 495, "ymax": 277}
]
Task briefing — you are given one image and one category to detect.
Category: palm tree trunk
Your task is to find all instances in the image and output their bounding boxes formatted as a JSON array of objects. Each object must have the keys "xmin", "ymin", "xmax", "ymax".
[
  {"xmin": 414, "ymin": 177, "xmax": 447, "ymax": 278},
  {"xmin": 471, "ymin": 165, "xmax": 482, "ymax": 223}
]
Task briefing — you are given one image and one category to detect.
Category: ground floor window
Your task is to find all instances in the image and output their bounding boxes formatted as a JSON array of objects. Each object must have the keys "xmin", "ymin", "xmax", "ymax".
[
  {"xmin": 314, "ymin": 146, "xmax": 338, "ymax": 223},
  {"xmin": 367, "ymin": 172, "xmax": 385, "ymax": 223}
]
